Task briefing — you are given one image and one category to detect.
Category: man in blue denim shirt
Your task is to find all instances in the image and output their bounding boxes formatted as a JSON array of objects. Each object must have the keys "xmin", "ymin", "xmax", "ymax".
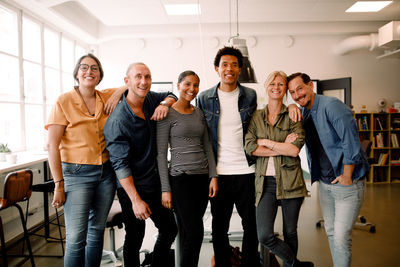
[
  {"xmin": 288, "ymin": 72, "xmax": 369, "ymax": 267},
  {"xmin": 104, "ymin": 62, "xmax": 177, "ymax": 267},
  {"xmin": 196, "ymin": 46, "xmax": 260, "ymax": 267}
]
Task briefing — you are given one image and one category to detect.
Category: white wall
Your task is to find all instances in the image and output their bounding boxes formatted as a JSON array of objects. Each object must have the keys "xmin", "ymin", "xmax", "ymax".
[{"xmin": 99, "ymin": 34, "xmax": 400, "ymax": 113}]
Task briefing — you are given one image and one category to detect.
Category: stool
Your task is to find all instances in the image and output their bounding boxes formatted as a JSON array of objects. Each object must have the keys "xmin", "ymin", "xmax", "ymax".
[
  {"xmin": 102, "ymin": 200, "xmax": 123, "ymax": 265},
  {"xmin": 25, "ymin": 180, "xmax": 65, "ymax": 257},
  {"xmin": 0, "ymin": 170, "xmax": 35, "ymax": 267}
]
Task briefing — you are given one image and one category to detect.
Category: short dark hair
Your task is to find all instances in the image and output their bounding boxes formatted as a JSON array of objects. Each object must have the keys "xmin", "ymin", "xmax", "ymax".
[
  {"xmin": 73, "ymin": 53, "xmax": 104, "ymax": 85},
  {"xmin": 177, "ymin": 70, "xmax": 200, "ymax": 84},
  {"xmin": 287, "ymin": 72, "xmax": 311, "ymax": 85},
  {"xmin": 213, "ymin": 46, "xmax": 243, "ymax": 68}
]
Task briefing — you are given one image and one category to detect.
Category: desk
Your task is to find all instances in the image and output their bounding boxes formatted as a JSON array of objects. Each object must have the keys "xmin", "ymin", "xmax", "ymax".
[{"xmin": 0, "ymin": 152, "xmax": 52, "ymax": 240}]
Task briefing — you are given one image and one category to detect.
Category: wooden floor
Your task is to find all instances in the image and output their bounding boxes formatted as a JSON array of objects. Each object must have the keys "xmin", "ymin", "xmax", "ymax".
[{"xmin": 3, "ymin": 181, "xmax": 400, "ymax": 267}]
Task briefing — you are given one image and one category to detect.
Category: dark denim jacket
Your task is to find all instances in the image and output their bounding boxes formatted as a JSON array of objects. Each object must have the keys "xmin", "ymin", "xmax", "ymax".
[
  {"xmin": 302, "ymin": 94, "xmax": 369, "ymax": 184},
  {"xmin": 196, "ymin": 82, "xmax": 257, "ymax": 166}
]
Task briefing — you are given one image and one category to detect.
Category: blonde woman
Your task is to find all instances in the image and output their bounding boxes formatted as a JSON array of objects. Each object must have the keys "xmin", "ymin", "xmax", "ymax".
[{"xmin": 245, "ymin": 71, "xmax": 313, "ymax": 267}]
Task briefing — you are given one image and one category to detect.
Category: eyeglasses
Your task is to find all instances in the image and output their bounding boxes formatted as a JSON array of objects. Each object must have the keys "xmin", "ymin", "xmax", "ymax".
[{"xmin": 79, "ymin": 64, "xmax": 99, "ymax": 72}]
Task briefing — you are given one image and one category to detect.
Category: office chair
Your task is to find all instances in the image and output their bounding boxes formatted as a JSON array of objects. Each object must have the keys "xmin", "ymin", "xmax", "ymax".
[
  {"xmin": 102, "ymin": 199, "xmax": 123, "ymax": 266},
  {"xmin": 0, "ymin": 169, "xmax": 35, "ymax": 267},
  {"xmin": 24, "ymin": 180, "xmax": 65, "ymax": 257}
]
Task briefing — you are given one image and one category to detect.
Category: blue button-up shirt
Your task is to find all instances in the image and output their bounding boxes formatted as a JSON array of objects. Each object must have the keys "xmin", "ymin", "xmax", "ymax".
[
  {"xmin": 196, "ymin": 82, "xmax": 257, "ymax": 166},
  {"xmin": 302, "ymin": 94, "xmax": 369, "ymax": 184},
  {"xmin": 104, "ymin": 91, "xmax": 176, "ymax": 192}
]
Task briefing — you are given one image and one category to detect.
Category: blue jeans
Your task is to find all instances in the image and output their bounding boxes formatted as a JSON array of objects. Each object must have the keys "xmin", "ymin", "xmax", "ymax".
[
  {"xmin": 319, "ymin": 178, "xmax": 365, "ymax": 267},
  {"xmin": 256, "ymin": 176, "xmax": 304, "ymax": 267},
  {"xmin": 62, "ymin": 161, "xmax": 116, "ymax": 267}
]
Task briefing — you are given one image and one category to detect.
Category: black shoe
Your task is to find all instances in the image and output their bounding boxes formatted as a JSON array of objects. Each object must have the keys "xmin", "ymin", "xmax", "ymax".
[{"xmin": 294, "ymin": 259, "xmax": 314, "ymax": 267}]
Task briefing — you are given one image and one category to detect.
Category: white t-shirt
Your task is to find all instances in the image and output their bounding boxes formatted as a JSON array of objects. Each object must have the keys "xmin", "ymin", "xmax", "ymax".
[{"xmin": 217, "ymin": 87, "xmax": 255, "ymax": 175}]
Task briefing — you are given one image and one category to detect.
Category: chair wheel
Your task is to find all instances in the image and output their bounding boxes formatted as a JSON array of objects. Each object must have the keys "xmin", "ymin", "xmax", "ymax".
[
  {"xmin": 359, "ymin": 216, "xmax": 366, "ymax": 223},
  {"xmin": 316, "ymin": 222, "xmax": 321, "ymax": 228},
  {"xmin": 369, "ymin": 226, "xmax": 376, "ymax": 233}
]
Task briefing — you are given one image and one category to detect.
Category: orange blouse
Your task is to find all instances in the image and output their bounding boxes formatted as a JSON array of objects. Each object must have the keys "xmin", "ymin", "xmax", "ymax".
[{"xmin": 45, "ymin": 87, "xmax": 117, "ymax": 165}]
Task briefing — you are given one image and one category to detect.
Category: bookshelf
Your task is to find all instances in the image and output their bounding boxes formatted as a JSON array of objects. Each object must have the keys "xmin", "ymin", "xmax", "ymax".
[{"xmin": 355, "ymin": 112, "xmax": 400, "ymax": 183}]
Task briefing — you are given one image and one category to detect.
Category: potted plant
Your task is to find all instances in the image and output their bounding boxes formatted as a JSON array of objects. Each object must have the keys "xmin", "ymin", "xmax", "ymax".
[{"xmin": 0, "ymin": 143, "xmax": 11, "ymax": 162}]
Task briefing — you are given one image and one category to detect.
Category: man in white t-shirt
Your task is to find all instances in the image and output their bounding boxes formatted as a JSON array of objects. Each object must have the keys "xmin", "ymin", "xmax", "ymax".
[{"xmin": 196, "ymin": 46, "xmax": 259, "ymax": 267}]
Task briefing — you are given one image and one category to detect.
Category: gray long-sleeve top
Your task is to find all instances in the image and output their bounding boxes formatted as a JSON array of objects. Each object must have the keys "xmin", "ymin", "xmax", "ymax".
[{"xmin": 156, "ymin": 107, "xmax": 217, "ymax": 192}]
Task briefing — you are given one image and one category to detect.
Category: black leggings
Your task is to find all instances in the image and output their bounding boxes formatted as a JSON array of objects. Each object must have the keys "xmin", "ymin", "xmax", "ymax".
[{"xmin": 170, "ymin": 173, "xmax": 210, "ymax": 267}]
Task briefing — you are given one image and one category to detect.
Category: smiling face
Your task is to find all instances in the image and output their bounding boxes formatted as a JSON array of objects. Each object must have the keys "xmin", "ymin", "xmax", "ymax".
[
  {"xmin": 288, "ymin": 76, "xmax": 315, "ymax": 109},
  {"xmin": 267, "ymin": 75, "xmax": 287, "ymax": 101},
  {"xmin": 178, "ymin": 75, "xmax": 199, "ymax": 102},
  {"xmin": 76, "ymin": 57, "xmax": 101, "ymax": 89},
  {"xmin": 124, "ymin": 63, "xmax": 152, "ymax": 99},
  {"xmin": 215, "ymin": 55, "xmax": 241, "ymax": 89}
]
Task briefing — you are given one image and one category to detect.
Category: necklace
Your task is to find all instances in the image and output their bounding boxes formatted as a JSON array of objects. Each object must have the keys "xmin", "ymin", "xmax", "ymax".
[{"xmin": 76, "ymin": 87, "xmax": 96, "ymax": 116}]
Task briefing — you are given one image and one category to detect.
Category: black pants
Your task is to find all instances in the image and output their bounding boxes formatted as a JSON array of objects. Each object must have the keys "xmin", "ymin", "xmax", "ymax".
[
  {"xmin": 171, "ymin": 173, "xmax": 210, "ymax": 267},
  {"xmin": 210, "ymin": 173, "xmax": 259, "ymax": 267},
  {"xmin": 117, "ymin": 188, "xmax": 177, "ymax": 267},
  {"xmin": 256, "ymin": 176, "xmax": 304, "ymax": 267}
]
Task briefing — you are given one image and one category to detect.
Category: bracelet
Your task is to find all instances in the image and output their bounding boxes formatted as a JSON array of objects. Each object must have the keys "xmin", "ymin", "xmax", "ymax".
[
  {"xmin": 54, "ymin": 189, "xmax": 64, "ymax": 193},
  {"xmin": 54, "ymin": 179, "xmax": 64, "ymax": 184}
]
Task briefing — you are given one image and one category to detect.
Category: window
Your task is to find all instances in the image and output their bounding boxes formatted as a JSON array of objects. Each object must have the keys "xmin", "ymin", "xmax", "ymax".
[
  {"xmin": 0, "ymin": 2, "xmax": 88, "ymax": 152},
  {"xmin": 0, "ymin": 5, "xmax": 18, "ymax": 56},
  {"xmin": 44, "ymin": 28, "xmax": 60, "ymax": 68},
  {"xmin": 23, "ymin": 17, "xmax": 41, "ymax": 63}
]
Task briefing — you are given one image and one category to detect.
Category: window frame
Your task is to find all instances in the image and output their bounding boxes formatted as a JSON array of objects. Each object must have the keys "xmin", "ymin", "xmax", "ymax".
[{"xmin": 0, "ymin": 1, "xmax": 89, "ymax": 152}]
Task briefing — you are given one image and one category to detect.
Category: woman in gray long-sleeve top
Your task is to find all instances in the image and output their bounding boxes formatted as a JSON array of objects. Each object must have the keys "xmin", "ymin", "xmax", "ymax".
[{"xmin": 157, "ymin": 70, "xmax": 218, "ymax": 267}]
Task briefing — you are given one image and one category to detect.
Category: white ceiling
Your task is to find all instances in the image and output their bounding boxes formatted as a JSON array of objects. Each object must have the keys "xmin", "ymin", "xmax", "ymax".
[{"xmin": 7, "ymin": 0, "xmax": 400, "ymax": 43}]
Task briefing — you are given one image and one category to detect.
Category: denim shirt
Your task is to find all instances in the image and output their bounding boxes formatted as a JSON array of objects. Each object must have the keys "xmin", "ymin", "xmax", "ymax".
[
  {"xmin": 104, "ymin": 91, "xmax": 176, "ymax": 192},
  {"xmin": 302, "ymin": 94, "xmax": 369, "ymax": 184},
  {"xmin": 196, "ymin": 82, "xmax": 257, "ymax": 166}
]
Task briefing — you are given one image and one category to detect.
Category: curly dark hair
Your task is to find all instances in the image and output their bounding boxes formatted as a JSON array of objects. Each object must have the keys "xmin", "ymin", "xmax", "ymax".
[{"xmin": 213, "ymin": 46, "xmax": 243, "ymax": 68}]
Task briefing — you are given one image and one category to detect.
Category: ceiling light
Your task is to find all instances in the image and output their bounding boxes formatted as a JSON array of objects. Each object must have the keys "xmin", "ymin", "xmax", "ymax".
[
  {"xmin": 346, "ymin": 1, "xmax": 393, "ymax": 12},
  {"xmin": 228, "ymin": 0, "xmax": 257, "ymax": 83},
  {"xmin": 164, "ymin": 4, "xmax": 201, "ymax": 15}
]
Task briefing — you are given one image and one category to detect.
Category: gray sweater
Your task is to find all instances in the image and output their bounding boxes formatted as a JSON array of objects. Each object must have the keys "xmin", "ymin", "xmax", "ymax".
[{"xmin": 156, "ymin": 107, "xmax": 217, "ymax": 192}]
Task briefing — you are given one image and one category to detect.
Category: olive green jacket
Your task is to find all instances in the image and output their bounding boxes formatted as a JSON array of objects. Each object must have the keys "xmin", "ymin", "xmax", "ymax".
[{"xmin": 244, "ymin": 105, "xmax": 308, "ymax": 206}]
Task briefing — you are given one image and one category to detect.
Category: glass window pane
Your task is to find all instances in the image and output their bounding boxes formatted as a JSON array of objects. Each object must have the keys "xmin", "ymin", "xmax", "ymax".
[
  {"xmin": 23, "ymin": 17, "xmax": 41, "ymax": 63},
  {"xmin": 62, "ymin": 72, "xmax": 74, "ymax": 93},
  {"xmin": 45, "ymin": 67, "xmax": 61, "ymax": 105},
  {"xmin": 62, "ymin": 37, "xmax": 74, "ymax": 72},
  {"xmin": 0, "ymin": 103, "xmax": 22, "ymax": 150},
  {"xmin": 0, "ymin": 54, "xmax": 20, "ymax": 101},
  {"xmin": 25, "ymin": 104, "xmax": 44, "ymax": 150},
  {"xmin": 75, "ymin": 45, "xmax": 86, "ymax": 62},
  {"xmin": 44, "ymin": 28, "xmax": 60, "ymax": 68},
  {"xmin": 0, "ymin": 5, "xmax": 18, "ymax": 55},
  {"xmin": 23, "ymin": 61, "xmax": 43, "ymax": 104}
]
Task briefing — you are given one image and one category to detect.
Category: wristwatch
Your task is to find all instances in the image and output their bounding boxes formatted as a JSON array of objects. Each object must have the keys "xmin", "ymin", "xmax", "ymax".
[{"xmin": 160, "ymin": 100, "xmax": 169, "ymax": 107}]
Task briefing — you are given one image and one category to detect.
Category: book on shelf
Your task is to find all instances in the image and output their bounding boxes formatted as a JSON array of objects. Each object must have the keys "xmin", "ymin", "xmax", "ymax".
[
  {"xmin": 375, "ymin": 133, "xmax": 384, "ymax": 147},
  {"xmin": 377, "ymin": 153, "xmax": 389, "ymax": 165},
  {"xmin": 391, "ymin": 133, "xmax": 399, "ymax": 147},
  {"xmin": 376, "ymin": 117, "xmax": 383, "ymax": 130},
  {"xmin": 361, "ymin": 116, "xmax": 368, "ymax": 130}
]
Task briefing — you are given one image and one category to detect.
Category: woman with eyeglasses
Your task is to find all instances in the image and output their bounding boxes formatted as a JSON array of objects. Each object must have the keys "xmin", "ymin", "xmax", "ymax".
[{"xmin": 45, "ymin": 53, "xmax": 125, "ymax": 267}]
